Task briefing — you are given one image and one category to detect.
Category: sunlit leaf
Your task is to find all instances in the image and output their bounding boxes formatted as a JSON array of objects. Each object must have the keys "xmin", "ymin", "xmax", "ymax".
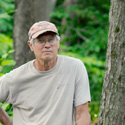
[{"xmin": 1, "ymin": 60, "xmax": 16, "ymax": 66}]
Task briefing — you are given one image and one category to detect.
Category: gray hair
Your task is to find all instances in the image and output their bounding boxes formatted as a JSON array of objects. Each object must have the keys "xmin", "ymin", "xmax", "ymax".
[
  {"xmin": 55, "ymin": 34, "xmax": 60, "ymax": 41},
  {"xmin": 30, "ymin": 38, "xmax": 35, "ymax": 44},
  {"xmin": 29, "ymin": 34, "xmax": 60, "ymax": 45}
]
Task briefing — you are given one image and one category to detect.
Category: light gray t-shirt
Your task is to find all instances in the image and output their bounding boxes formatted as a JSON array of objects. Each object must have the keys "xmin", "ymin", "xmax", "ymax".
[{"xmin": 0, "ymin": 55, "xmax": 91, "ymax": 125}]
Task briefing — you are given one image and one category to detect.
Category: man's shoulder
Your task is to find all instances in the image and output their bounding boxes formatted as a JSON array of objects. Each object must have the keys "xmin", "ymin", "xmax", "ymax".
[
  {"xmin": 58, "ymin": 55, "xmax": 82, "ymax": 64},
  {"xmin": 13, "ymin": 60, "xmax": 33, "ymax": 72},
  {"xmin": 2, "ymin": 60, "xmax": 34, "ymax": 78}
]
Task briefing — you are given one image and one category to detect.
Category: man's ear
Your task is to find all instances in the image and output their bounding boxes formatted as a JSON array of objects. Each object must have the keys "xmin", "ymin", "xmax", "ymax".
[{"xmin": 28, "ymin": 41, "xmax": 34, "ymax": 51}]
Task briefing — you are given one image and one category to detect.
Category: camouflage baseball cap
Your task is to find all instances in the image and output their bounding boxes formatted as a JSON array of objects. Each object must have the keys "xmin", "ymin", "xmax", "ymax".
[{"xmin": 28, "ymin": 21, "xmax": 59, "ymax": 40}]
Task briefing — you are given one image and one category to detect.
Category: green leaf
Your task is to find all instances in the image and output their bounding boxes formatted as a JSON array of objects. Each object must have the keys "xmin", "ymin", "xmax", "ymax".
[
  {"xmin": 0, "ymin": 73, "xmax": 4, "ymax": 76},
  {"xmin": 2, "ymin": 53, "xmax": 8, "ymax": 59},
  {"xmin": 1, "ymin": 60, "xmax": 16, "ymax": 66},
  {"xmin": 1, "ymin": 103, "xmax": 10, "ymax": 110}
]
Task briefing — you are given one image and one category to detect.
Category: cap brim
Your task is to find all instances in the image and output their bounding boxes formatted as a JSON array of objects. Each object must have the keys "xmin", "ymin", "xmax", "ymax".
[{"xmin": 32, "ymin": 29, "xmax": 58, "ymax": 39}]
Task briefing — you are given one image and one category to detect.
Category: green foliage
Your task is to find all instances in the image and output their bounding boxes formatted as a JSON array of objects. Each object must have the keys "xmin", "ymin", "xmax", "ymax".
[
  {"xmin": 0, "ymin": 0, "xmax": 15, "ymax": 36},
  {"xmin": 0, "ymin": 103, "xmax": 13, "ymax": 120},
  {"xmin": 51, "ymin": 1, "xmax": 109, "ymax": 61},
  {"xmin": 0, "ymin": 34, "xmax": 13, "ymax": 55},
  {"xmin": 0, "ymin": 34, "xmax": 16, "ymax": 75}
]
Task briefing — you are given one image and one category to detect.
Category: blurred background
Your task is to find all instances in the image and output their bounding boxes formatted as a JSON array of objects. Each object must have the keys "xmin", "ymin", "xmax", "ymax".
[{"xmin": 0, "ymin": 0, "xmax": 110, "ymax": 124}]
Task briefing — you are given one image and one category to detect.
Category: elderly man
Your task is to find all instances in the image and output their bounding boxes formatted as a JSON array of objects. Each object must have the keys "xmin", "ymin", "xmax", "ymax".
[{"xmin": 0, "ymin": 21, "xmax": 91, "ymax": 125}]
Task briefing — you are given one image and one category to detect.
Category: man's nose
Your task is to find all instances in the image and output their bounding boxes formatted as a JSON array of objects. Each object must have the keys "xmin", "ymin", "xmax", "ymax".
[{"xmin": 44, "ymin": 41, "xmax": 51, "ymax": 47}]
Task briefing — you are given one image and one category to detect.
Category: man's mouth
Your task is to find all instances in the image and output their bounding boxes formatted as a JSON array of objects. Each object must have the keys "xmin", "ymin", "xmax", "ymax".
[{"xmin": 43, "ymin": 51, "xmax": 52, "ymax": 54}]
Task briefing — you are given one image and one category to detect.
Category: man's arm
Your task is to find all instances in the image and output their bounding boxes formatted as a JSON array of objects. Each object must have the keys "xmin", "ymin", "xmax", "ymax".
[
  {"xmin": 0, "ymin": 106, "xmax": 12, "ymax": 125},
  {"xmin": 75, "ymin": 102, "xmax": 91, "ymax": 125}
]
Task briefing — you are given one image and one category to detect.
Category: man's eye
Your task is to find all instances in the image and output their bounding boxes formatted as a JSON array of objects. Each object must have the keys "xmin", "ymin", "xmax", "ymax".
[
  {"xmin": 48, "ymin": 38, "xmax": 54, "ymax": 42},
  {"xmin": 39, "ymin": 39, "xmax": 45, "ymax": 43}
]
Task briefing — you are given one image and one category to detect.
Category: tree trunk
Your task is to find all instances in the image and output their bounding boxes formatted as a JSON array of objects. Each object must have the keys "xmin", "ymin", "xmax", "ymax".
[
  {"xmin": 98, "ymin": 0, "xmax": 125, "ymax": 125},
  {"xmin": 13, "ymin": 0, "xmax": 56, "ymax": 68}
]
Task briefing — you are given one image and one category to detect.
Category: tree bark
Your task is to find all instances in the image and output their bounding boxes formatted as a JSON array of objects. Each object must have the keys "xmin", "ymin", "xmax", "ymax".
[
  {"xmin": 13, "ymin": 0, "xmax": 56, "ymax": 68},
  {"xmin": 98, "ymin": 0, "xmax": 125, "ymax": 125}
]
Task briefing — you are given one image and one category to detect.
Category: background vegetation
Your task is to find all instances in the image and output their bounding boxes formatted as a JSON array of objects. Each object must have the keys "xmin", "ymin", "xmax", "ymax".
[{"xmin": 0, "ymin": 0, "xmax": 110, "ymax": 124}]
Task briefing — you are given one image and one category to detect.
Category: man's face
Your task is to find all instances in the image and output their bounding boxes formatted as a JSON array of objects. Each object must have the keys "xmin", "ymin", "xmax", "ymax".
[{"xmin": 28, "ymin": 32, "xmax": 60, "ymax": 62}]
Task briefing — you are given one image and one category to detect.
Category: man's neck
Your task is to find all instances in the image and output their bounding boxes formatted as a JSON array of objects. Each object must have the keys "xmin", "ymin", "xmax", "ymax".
[{"xmin": 34, "ymin": 57, "xmax": 57, "ymax": 71}]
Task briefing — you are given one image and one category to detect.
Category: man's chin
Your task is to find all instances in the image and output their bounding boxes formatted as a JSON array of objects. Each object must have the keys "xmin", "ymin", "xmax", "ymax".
[{"xmin": 41, "ymin": 56, "xmax": 53, "ymax": 61}]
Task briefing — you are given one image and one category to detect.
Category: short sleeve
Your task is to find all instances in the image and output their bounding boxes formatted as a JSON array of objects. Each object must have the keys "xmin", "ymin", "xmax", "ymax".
[
  {"xmin": 0, "ymin": 74, "xmax": 11, "ymax": 103},
  {"xmin": 74, "ymin": 60, "xmax": 91, "ymax": 107}
]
